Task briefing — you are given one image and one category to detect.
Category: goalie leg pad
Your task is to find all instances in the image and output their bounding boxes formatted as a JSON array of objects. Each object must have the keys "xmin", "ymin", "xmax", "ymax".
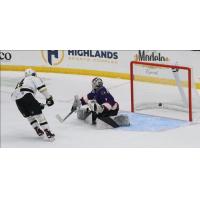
[
  {"xmin": 77, "ymin": 108, "xmax": 91, "ymax": 120},
  {"xmin": 113, "ymin": 114, "xmax": 130, "ymax": 126}
]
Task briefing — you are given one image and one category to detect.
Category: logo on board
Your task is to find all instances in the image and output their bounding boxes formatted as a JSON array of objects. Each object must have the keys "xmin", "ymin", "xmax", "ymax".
[
  {"xmin": 0, "ymin": 51, "xmax": 12, "ymax": 61},
  {"xmin": 134, "ymin": 50, "xmax": 169, "ymax": 62},
  {"xmin": 41, "ymin": 50, "xmax": 64, "ymax": 65}
]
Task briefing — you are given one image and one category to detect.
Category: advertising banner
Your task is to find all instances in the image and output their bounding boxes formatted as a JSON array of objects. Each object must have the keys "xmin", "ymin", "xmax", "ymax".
[{"xmin": 1, "ymin": 50, "xmax": 199, "ymax": 85}]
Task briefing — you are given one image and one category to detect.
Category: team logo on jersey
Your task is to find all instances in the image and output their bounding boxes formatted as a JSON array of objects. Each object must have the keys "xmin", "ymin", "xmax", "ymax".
[{"xmin": 41, "ymin": 50, "xmax": 64, "ymax": 65}]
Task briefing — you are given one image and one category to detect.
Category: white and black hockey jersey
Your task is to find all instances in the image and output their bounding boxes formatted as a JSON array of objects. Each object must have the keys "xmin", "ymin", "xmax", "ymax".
[{"xmin": 11, "ymin": 76, "xmax": 47, "ymax": 101}]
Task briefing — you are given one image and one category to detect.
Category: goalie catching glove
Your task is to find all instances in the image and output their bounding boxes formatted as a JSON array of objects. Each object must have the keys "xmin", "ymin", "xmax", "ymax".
[
  {"xmin": 88, "ymin": 100, "xmax": 104, "ymax": 114},
  {"xmin": 71, "ymin": 95, "xmax": 81, "ymax": 112}
]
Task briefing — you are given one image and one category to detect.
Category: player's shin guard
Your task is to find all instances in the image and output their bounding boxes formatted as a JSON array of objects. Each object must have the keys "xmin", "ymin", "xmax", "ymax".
[
  {"xmin": 35, "ymin": 114, "xmax": 55, "ymax": 140},
  {"xmin": 27, "ymin": 116, "xmax": 44, "ymax": 136},
  {"xmin": 27, "ymin": 116, "xmax": 39, "ymax": 128},
  {"xmin": 35, "ymin": 114, "xmax": 49, "ymax": 130}
]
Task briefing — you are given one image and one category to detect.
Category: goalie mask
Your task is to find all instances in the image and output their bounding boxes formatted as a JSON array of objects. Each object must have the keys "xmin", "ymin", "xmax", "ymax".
[
  {"xmin": 92, "ymin": 77, "xmax": 103, "ymax": 90},
  {"xmin": 25, "ymin": 68, "xmax": 37, "ymax": 77}
]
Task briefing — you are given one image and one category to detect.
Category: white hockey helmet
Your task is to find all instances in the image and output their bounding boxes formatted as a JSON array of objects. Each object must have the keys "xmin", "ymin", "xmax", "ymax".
[
  {"xmin": 92, "ymin": 77, "xmax": 103, "ymax": 89},
  {"xmin": 25, "ymin": 68, "xmax": 36, "ymax": 77}
]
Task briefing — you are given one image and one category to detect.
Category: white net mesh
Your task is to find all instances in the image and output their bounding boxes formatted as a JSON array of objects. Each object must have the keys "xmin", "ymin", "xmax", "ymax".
[{"xmin": 131, "ymin": 62, "xmax": 200, "ymax": 122}]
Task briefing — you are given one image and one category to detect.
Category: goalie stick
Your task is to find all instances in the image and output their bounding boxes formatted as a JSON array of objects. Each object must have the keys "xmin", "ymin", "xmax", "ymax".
[
  {"xmin": 56, "ymin": 110, "xmax": 74, "ymax": 123},
  {"xmin": 98, "ymin": 116, "xmax": 119, "ymax": 128},
  {"xmin": 56, "ymin": 109, "xmax": 119, "ymax": 128},
  {"xmin": 81, "ymin": 110, "xmax": 119, "ymax": 128}
]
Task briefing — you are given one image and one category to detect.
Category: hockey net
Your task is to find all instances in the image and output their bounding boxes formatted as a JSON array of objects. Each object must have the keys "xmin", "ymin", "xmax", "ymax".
[{"xmin": 130, "ymin": 61, "xmax": 200, "ymax": 122}]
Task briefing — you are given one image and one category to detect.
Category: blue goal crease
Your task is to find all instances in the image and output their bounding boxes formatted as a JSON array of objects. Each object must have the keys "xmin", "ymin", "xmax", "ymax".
[{"xmin": 118, "ymin": 112, "xmax": 189, "ymax": 132}]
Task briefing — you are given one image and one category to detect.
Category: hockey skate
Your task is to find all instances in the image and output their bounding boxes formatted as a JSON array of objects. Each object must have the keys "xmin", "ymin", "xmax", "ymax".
[
  {"xmin": 44, "ymin": 129, "xmax": 55, "ymax": 142},
  {"xmin": 34, "ymin": 127, "xmax": 45, "ymax": 138}
]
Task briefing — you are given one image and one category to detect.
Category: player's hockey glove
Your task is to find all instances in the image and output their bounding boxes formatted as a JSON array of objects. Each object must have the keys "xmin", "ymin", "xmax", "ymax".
[{"xmin": 46, "ymin": 96, "xmax": 54, "ymax": 106}]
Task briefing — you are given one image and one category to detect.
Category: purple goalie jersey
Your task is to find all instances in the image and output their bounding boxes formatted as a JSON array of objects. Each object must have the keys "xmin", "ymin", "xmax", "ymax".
[{"xmin": 81, "ymin": 86, "xmax": 118, "ymax": 108}]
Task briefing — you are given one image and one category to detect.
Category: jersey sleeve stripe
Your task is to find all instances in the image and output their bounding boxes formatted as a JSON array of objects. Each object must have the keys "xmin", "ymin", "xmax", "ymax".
[
  {"xmin": 37, "ymin": 85, "xmax": 46, "ymax": 90},
  {"xmin": 20, "ymin": 88, "xmax": 34, "ymax": 93}
]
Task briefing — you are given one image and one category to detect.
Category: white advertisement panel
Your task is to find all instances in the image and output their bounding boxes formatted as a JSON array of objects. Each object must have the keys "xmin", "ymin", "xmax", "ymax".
[{"xmin": 1, "ymin": 50, "xmax": 199, "ymax": 83}]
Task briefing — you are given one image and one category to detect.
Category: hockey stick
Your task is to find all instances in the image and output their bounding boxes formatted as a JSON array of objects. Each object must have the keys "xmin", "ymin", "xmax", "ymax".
[
  {"xmin": 89, "ymin": 110, "xmax": 119, "ymax": 128},
  {"xmin": 88, "ymin": 102, "xmax": 119, "ymax": 128},
  {"xmin": 56, "ymin": 110, "xmax": 74, "ymax": 123},
  {"xmin": 98, "ymin": 116, "xmax": 119, "ymax": 128}
]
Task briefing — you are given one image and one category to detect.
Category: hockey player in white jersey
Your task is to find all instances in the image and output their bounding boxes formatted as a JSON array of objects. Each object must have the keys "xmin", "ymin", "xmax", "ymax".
[{"xmin": 11, "ymin": 69, "xmax": 55, "ymax": 141}]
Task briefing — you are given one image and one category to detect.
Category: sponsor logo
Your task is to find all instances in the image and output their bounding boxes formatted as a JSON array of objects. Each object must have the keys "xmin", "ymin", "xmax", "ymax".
[
  {"xmin": 144, "ymin": 68, "xmax": 159, "ymax": 75},
  {"xmin": 67, "ymin": 50, "xmax": 118, "ymax": 60},
  {"xmin": 41, "ymin": 50, "xmax": 64, "ymax": 65},
  {"xmin": 41, "ymin": 50, "xmax": 119, "ymax": 65},
  {"xmin": 134, "ymin": 50, "xmax": 169, "ymax": 62},
  {"xmin": 0, "ymin": 51, "xmax": 12, "ymax": 61},
  {"xmin": 67, "ymin": 50, "xmax": 119, "ymax": 64}
]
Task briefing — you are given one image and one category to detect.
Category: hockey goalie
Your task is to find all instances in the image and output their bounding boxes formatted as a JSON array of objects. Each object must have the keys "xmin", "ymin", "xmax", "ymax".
[{"xmin": 71, "ymin": 77, "xmax": 130, "ymax": 128}]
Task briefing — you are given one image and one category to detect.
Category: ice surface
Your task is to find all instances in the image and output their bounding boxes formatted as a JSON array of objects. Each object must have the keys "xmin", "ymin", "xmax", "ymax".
[
  {"xmin": 120, "ymin": 112, "xmax": 189, "ymax": 132},
  {"xmin": 1, "ymin": 71, "xmax": 200, "ymax": 147}
]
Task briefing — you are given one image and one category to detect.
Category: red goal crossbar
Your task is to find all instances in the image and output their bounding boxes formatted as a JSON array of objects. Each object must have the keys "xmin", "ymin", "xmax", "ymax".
[{"xmin": 130, "ymin": 61, "xmax": 193, "ymax": 121}]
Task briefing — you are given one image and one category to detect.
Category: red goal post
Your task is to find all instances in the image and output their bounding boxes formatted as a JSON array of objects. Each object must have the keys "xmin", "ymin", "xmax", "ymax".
[{"xmin": 130, "ymin": 61, "xmax": 193, "ymax": 121}]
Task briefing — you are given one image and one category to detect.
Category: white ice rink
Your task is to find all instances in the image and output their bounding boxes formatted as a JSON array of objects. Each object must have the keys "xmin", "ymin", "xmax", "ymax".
[{"xmin": 1, "ymin": 71, "xmax": 200, "ymax": 147}]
